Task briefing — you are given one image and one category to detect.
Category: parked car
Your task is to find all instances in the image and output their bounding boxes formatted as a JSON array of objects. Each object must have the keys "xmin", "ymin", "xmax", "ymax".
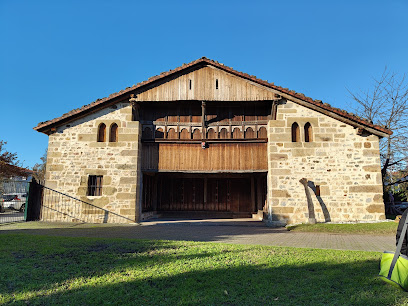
[{"xmin": 1, "ymin": 193, "xmax": 27, "ymax": 212}]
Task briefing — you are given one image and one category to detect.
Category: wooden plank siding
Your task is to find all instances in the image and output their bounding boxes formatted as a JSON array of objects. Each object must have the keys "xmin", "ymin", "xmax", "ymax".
[
  {"xmin": 142, "ymin": 143, "xmax": 267, "ymax": 172},
  {"xmin": 134, "ymin": 66, "xmax": 278, "ymax": 102}
]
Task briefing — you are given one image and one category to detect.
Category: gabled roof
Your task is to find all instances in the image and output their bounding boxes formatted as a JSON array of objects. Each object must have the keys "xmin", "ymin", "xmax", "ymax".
[{"xmin": 34, "ymin": 57, "xmax": 392, "ymax": 137}]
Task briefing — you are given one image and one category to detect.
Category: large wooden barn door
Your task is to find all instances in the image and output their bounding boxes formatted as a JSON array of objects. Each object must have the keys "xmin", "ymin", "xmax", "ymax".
[{"xmin": 143, "ymin": 174, "xmax": 264, "ymax": 213}]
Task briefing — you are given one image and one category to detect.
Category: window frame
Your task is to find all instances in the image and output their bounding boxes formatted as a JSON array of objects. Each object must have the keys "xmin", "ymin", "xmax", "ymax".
[
  {"xmin": 87, "ymin": 175, "xmax": 103, "ymax": 196},
  {"xmin": 291, "ymin": 122, "xmax": 300, "ymax": 142},
  {"xmin": 97, "ymin": 123, "xmax": 106, "ymax": 142},
  {"xmin": 304, "ymin": 122, "xmax": 313, "ymax": 142},
  {"xmin": 109, "ymin": 123, "xmax": 118, "ymax": 142}
]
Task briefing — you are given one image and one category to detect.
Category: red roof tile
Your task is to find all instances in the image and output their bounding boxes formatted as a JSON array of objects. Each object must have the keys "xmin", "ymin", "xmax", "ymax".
[{"xmin": 34, "ymin": 57, "xmax": 392, "ymax": 136}]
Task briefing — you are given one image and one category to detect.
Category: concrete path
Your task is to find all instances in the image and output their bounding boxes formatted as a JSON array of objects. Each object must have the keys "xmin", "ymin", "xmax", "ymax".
[
  {"xmin": 140, "ymin": 219, "xmax": 395, "ymax": 252},
  {"xmin": 0, "ymin": 218, "xmax": 396, "ymax": 252}
]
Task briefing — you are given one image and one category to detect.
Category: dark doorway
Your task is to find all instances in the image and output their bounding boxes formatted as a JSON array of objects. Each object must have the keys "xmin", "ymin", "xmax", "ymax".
[{"xmin": 142, "ymin": 173, "xmax": 267, "ymax": 215}]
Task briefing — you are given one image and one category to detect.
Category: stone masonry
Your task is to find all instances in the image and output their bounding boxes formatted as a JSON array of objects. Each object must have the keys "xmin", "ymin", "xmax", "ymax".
[
  {"xmin": 267, "ymin": 100, "xmax": 384, "ymax": 225},
  {"xmin": 42, "ymin": 97, "xmax": 385, "ymax": 225},
  {"xmin": 43, "ymin": 102, "xmax": 141, "ymax": 223}
]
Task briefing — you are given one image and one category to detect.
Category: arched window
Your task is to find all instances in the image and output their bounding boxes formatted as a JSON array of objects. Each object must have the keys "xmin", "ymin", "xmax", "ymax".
[
  {"xmin": 291, "ymin": 122, "xmax": 300, "ymax": 142},
  {"xmin": 219, "ymin": 128, "xmax": 229, "ymax": 139},
  {"xmin": 192, "ymin": 129, "xmax": 202, "ymax": 140},
  {"xmin": 232, "ymin": 127, "xmax": 243, "ymax": 139},
  {"xmin": 143, "ymin": 127, "xmax": 153, "ymax": 139},
  {"xmin": 109, "ymin": 123, "xmax": 118, "ymax": 142},
  {"xmin": 180, "ymin": 128, "xmax": 190, "ymax": 140},
  {"xmin": 245, "ymin": 127, "xmax": 255, "ymax": 139},
  {"xmin": 304, "ymin": 122, "xmax": 313, "ymax": 142},
  {"xmin": 258, "ymin": 127, "xmax": 267, "ymax": 138},
  {"xmin": 155, "ymin": 127, "xmax": 164, "ymax": 139},
  {"xmin": 97, "ymin": 123, "xmax": 106, "ymax": 142},
  {"xmin": 207, "ymin": 128, "xmax": 217, "ymax": 139},
  {"xmin": 167, "ymin": 128, "xmax": 177, "ymax": 139}
]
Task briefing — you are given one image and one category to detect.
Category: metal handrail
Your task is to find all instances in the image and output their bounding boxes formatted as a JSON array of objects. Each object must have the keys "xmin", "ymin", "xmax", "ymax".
[{"xmin": 40, "ymin": 184, "xmax": 136, "ymax": 223}]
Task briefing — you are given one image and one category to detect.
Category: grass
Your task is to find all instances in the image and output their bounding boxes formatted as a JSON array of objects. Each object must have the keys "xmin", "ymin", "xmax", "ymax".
[
  {"xmin": 0, "ymin": 234, "xmax": 407, "ymax": 305},
  {"xmin": 287, "ymin": 221, "xmax": 398, "ymax": 235}
]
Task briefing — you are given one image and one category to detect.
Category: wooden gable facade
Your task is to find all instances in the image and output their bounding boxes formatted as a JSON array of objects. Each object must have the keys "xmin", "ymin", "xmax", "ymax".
[{"xmin": 135, "ymin": 65, "xmax": 275, "ymax": 216}]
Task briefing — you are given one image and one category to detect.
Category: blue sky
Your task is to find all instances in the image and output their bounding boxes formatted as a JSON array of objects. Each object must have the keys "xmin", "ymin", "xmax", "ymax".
[{"xmin": 1, "ymin": 0, "xmax": 407, "ymax": 168}]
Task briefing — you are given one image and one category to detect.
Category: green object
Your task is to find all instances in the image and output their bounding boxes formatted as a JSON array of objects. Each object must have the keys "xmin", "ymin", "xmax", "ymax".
[
  {"xmin": 379, "ymin": 221, "xmax": 408, "ymax": 290},
  {"xmin": 24, "ymin": 181, "xmax": 30, "ymax": 221}
]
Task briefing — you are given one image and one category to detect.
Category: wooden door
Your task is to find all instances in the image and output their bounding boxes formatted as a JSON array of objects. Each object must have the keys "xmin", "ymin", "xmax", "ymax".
[
  {"xmin": 156, "ymin": 175, "xmax": 253, "ymax": 213},
  {"xmin": 142, "ymin": 175, "xmax": 154, "ymax": 212},
  {"xmin": 207, "ymin": 179, "xmax": 219, "ymax": 211},
  {"xmin": 229, "ymin": 178, "xmax": 252, "ymax": 212},
  {"xmin": 193, "ymin": 178, "xmax": 204, "ymax": 211}
]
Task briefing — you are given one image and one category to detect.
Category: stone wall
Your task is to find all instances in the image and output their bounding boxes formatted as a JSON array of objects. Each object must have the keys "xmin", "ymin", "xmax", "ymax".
[
  {"xmin": 267, "ymin": 100, "xmax": 385, "ymax": 225},
  {"xmin": 43, "ymin": 102, "xmax": 141, "ymax": 223},
  {"xmin": 42, "ymin": 97, "xmax": 385, "ymax": 225}
]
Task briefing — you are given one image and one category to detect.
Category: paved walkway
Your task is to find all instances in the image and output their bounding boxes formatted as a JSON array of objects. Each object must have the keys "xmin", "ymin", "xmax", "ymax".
[{"xmin": 0, "ymin": 218, "xmax": 396, "ymax": 252}]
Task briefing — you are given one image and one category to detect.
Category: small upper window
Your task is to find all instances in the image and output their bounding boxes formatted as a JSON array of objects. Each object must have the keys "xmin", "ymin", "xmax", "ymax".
[
  {"xmin": 87, "ymin": 175, "xmax": 103, "ymax": 196},
  {"xmin": 304, "ymin": 122, "xmax": 313, "ymax": 142},
  {"xmin": 97, "ymin": 123, "xmax": 106, "ymax": 142},
  {"xmin": 216, "ymin": 79, "xmax": 219, "ymax": 90},
  {"xmin": 291, "ymin": 122, "xmax": 300, "ymax": 142},
  {"xmin": 109, "ymin": 123, "xmax": 118, "ymax": 142}
]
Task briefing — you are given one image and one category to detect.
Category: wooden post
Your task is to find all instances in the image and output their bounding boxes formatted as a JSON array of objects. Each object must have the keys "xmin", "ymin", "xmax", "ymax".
[
  {"xmin": 270, "ymin": 95, "xmax": 281, "ymax": 120},
  {"xmin": 129, "ymin": 96, "xmax": 140, "ymax": 121},
  {"xmin": 201, "ymin": 101, "xmax": 206, "ymax": 139},
  {"xmin": 299, "ymin": 178, "xmax": 316, "ymax": 224}
]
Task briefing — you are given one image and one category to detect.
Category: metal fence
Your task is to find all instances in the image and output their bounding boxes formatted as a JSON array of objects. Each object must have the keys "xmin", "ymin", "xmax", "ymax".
[
  {"xmin": 40, "ymin": 185, "xmax": 135, "ymax": 224},
  {"xmin": 1, "ymin": 179, "xmax": 135, "ymax": 224},
  {"xmin": 0, "ymin": 179, "xmax": 29, "ymax": 224}
]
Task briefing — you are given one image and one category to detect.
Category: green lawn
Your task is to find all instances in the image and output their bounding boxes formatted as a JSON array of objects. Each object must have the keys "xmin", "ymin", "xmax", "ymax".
[
  {"xmin": 0, "ymin": 234, "xmax": 406, "ymax": 305},
  {"xmin": 287, "ymin": 221, "xmax": 398, "ymax": 235}
]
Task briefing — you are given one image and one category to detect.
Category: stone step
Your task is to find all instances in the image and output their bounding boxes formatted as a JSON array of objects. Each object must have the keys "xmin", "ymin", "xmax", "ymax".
[
  {"xmin": 154, "ymin": 211, "xmax": 253, "ymax": 219},
  {"xmin": 252, "ymin": 210, "xmax": 268, "ymax": 221}
]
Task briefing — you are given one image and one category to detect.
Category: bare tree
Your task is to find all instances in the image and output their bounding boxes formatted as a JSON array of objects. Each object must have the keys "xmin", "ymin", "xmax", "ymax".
[{"xmin": 349, "ymin": 68, "xmax": 408, "ymax": 183}]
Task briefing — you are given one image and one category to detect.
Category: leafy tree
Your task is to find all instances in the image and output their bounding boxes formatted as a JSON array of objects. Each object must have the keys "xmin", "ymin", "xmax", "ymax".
[{"xmin": 0, "ymin": 140, "xmax": 26, "ymax": 178}]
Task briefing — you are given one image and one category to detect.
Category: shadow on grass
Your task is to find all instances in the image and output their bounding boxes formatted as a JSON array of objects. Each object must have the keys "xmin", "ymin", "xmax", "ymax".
[{"xmin": 0, "ymin": 235, "xmax": 405, "ymax": 305}]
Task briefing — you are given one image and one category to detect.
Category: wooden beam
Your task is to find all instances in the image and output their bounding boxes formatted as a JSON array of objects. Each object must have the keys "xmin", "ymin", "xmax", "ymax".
[
  {"xmin": 201, "ymin": 101, "xmax": 206, "ymax": 139},
  {"xmin": 148, "ymin": 170, "xmax": 268, "ymax": 174}
]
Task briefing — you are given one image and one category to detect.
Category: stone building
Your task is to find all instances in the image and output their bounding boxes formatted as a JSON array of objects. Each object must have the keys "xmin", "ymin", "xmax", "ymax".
[{"xmin": 34, "ymin": 57, "xmax": 391, "ymax": 224}]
